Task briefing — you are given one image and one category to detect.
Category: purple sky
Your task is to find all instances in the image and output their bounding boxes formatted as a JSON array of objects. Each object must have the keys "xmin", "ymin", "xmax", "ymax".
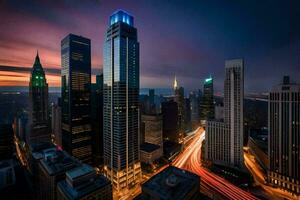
[{"xmin": 0, "ymin": 0, "xmax": 299, "ymax": 93}]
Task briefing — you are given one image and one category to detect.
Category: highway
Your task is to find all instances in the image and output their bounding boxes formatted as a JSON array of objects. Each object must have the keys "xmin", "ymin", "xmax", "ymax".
[{"xmin": 173, "ymin": 128, "xmax": 259, "ymax": 200}]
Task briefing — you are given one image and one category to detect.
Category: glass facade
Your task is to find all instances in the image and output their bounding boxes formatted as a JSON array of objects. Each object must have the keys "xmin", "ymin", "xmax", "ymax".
[
  {"xmin": 103, "ymin": 10, "xmax": 141, "ymax": 192},
  {"xmin": 61, "ymin": 34, "xmax": 92, "ymax": 164}
]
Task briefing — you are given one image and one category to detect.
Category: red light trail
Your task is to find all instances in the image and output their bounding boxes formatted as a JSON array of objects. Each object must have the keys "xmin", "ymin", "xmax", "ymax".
[{"xmin": 173, "ymin": 128, "xmax": 259, "ymax": 200}]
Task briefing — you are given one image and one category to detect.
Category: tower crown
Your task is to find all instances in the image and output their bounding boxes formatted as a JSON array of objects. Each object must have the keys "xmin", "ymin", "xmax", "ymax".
[
  {"xmin": 110, "ymin": 10, "xmax": 134, "ymax": 26},
  {"xmin": 31, "ymin": 51, "xmax": 46, "ymax": 87}
]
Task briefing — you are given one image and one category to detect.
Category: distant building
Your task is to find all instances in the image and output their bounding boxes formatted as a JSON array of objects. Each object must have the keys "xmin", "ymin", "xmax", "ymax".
[
  {"xmin": 0, "ymin": 124, "xmax": 14, "ymax": 160},
  {"xmin": 161, "ymin": 101, "xmax": 179, "ymax": 142},
  {"xmin": 37, "ymin": 149, "xmax": 80, "ymax": 200},
  {"xmin": 206, "ymin": 59, "xmax": 244, "ymax": 168},
  {"xmin": 139, "ymin": 166, "xmax": 200, "ymax": 200},
  {"xmin": 61, "ymin": 34, "xmax": 92, "ymax": 164},
  {"xmin": 184, "ymin": 97, "xmax": 191, "ymax": 131},
  {"xmin": 267, "ymin": 76, "xmax": 300, "ymax": 194},
  {"xmin": 28, "ymin": 52, "xmax": 50, "ymax": 144},
  {"xmin": 57, "ymin": 164, "xmax": 112, "ymax": 200},
  {"xmin": 103, "ymin": 10, "xmax": 141, "ymax": 192},
  {"xmin": 174, "ymin": 77, "xmax": 185, "ymax": 131},
  {"xmin": 190, "ymin": 91, "xmax": 199, "ymax": 126},
  {"xmin": 200, "ymin": 76, "xmax": 214, "ymax": 123},
  {"xmin": 51, "ymin": 103, "xmax": 62, "ymax": 147},
  {"xmin": 91, "ymin": 74, "xmax": 103, "ymax": 166},
  {"xmin": 214, "ymin": 103, "xmax": 224, "ymax": 121}
]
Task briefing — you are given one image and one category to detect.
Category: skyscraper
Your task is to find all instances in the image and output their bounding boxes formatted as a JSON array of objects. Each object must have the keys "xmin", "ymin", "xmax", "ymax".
[
  {"xmin": 205, "ymin": 59, "xmax": 244, "ymax": 168},
  {"xmin": 161, "ymin": 100, "xmax": 179, "ymax": 142},
  {"xmin": 61, "ymin": 34, "xmax": 92, "ymax": 164},
  {"xmin": 190, "ymin": 91, "xmax": 199, "ymax": 127},
  {"xmin": 28, "ymin": 52, "xmax": 50, "ymax": 144},
  {"xmin": 174, "ymin": 76, "xmax": 185, "ymax": 132},
  {"xmin": 91, "ymin": 74, "xmax": 103, "ymax": 166},
  {"xmin": 103, "ymin": 10, "xmax": 141, "ymax": 192},
  {"xmin": 200, "ymin": 76, "xmax": 214, "ymax": 123},
  {"xmin": 267, "ymin": 76, "xmax": 300, "ymax": 194},
  {"xmin": 224, "ymin": 59, "xmax": 244, "ymax": 167}
]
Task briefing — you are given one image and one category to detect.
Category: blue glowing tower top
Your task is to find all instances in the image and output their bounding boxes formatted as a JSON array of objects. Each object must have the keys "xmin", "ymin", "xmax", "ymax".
[{"xmin": 109, "ymin": 10, "xmax": 134, "ymax": 26}]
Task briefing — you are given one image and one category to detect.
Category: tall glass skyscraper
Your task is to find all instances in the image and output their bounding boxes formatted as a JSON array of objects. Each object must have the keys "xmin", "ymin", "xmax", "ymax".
[
  {"xmin": 28, "ymin": 52, "xmax": 50, "ymax": 144},
  {"xmin": 61, "ymin": 34, "xmax": 92, "ymax": 164},
  {"xmin": 103, "ymin": 10, "xmax": 141, "ymax": 192},
  {"xmin": 200, "ymin": 76, "xmax": 214, "ymax": 122}
]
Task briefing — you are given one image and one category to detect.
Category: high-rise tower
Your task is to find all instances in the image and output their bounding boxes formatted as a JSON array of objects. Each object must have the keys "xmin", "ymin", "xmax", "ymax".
[
  {"xmin": 61, "ymin": 34, "xmax": 92, "ymax": 164},
  {"xmin": 200, "ymin": 76, "xmax": 214, "ymax": 122},
  {"xmin": 28, "ymin": 52, "xmax": 50, "ymax": 144},
  {"xmin": 103, "ymin": 10, "xmax": 141, "ymax": 192},
  {"xmin": 268, "ymin": 76, "xmax": 300, "ymax": 194},
  {"xmin": 205, "ymin": 59, "xmax": 244, "ymax": 168},
  {"xmin": 224, "ymin": 59, "xmax": 244, "ymax": 166}
]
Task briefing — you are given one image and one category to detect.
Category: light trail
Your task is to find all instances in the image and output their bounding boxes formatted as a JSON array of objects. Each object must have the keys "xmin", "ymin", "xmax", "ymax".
[{"xmin": 173, "ymin": 128, "xmax": 259, "ymax": 200}]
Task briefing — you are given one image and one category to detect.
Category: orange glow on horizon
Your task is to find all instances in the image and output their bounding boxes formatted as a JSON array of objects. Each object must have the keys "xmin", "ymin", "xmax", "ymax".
[{"xmin": 0, "ymin": 70, "xmax": 97, "ymax": 87}]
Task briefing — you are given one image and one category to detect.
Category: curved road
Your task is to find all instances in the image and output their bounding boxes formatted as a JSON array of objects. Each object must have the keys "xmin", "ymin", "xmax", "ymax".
[{"xmin": 173, "ymin": 128, "xmax": 259, "ymax": 200}]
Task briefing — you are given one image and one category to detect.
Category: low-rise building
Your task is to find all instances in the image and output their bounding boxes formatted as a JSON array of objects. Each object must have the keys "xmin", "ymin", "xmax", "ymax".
[
  {"xmin": 57, "ymin": 164, "xmax": 112, "ymax": 200},
  {"xmin": 139, "ymin": 166, "xmax": 200, "ymax": 200},
  {"xmin": 140, "ymin": 143, "xmax": 161, "ymax": 164},
  {"xmin": 37, "ymin": 149, "xmax": 80, "ymax": 200}
]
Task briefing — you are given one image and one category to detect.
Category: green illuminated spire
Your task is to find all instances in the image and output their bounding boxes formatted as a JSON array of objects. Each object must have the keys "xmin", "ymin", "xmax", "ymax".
[
  {"xmin": 205, "ymin": 75, "xmax": 213, "ymax": 84},
  {"xmin": 31, "ymin": 51, "xmax": 47, "ymax": 87}
]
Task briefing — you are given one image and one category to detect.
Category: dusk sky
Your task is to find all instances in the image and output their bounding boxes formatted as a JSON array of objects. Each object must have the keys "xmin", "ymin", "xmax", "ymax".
[{"xmin": 0, "ymin": 0, "xmax": 299, "ymax": 93}]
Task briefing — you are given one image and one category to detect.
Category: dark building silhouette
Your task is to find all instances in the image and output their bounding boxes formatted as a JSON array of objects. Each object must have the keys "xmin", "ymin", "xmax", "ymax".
[
  {"xmin": 91, "ymin": 74, "xmax": 103, "ymax": 166},
  {"xmin": 184, "ymin": 97, "xmax": 191, "ymax": 131},
  {"xmin": 0, "ymin": 124, "xmax": 14, "ymax": 160},
  {"xmin": 161, "ymin": 100, "xmax": 179, "ymax": 142},
  {"xmin": 103, "ymin": 10, "xmax": 141, "ymax": 192},
  {"xmin": 61, "ymin": 34, "xmax": 92, "ymax": 164},
  {"xmin": 28, "ymin": 52, "xmax": 50, "ymax": 144},
  {"xmin": 200, "ymin": 76, "xmax": 214, "ymax": 122}
]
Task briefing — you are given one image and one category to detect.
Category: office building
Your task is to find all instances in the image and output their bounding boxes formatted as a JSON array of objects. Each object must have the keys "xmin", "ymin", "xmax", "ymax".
[
  {"xmin": 140, "ymin": 114, "xmax": 163, "ymax": 163},
  {"xmin": 28, "ymin": 52, "xmax": 50, "ymax": 144},
  {"xmin": 214, "ymin": 103, "xmax": 224, "ymax": 121},
  {"xmin": 200, "ymin": 76, "xmax": 214, "ymax": 123},
  {"xmin": 0, "ymin": 124, "xmax": 14, "ymax": 160},
  {"xmin": 161, "ymin": 101, "xmax": 179, "ymax": 142},
  {"xmin": 174, "ymin": 77, "xmax": 185, "ymax": 131},
  {"xmin": 91, "ymin": 74, "xmax": 104, "ymax": 166},
  {"xmin": 184, "ymin": 97, "xmax": 191, "ymax": 131},
  {"xmin": 51, "ymin": 103, "xmax": 62, "ymax": 147},
  {"xmin": 190, "ymin": 91, "xmax": 199, "ymax": 126},
  {"xmin": 139, "ymin": 166, "xmax": 200, "ymax": 200},
  {"xmin": 57, "ymin": 164, "xmax": 112, "ymax": 200},
  {"xmin": 205, "ymin": 121, "xmax": 230, "ymax": 164},
  {"xmin": 37, "ymin": 149, "xmax": 80, "ymax": 200},
  {"xmin": 206, "ymin": 59, "xmax": 244, "ymax": 168},
  {"xmin": 267, "ymin": 76, "xmax": 300, "ymax": 194},
  {"xmin": 61, "ymin": 34, "xmax": 92, "ymax": 164},
  {"xmin": 103, "ymin": 10, "xmax": 141, "ymax": 192},
  {"xmin": 224, "ymin": 59, "xmax": 244, "ymax": 167}
]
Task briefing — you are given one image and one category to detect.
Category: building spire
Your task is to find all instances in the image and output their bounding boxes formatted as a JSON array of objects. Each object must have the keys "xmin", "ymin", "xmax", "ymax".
[{"xmin": 173, "ymin": 75, "xmax": 178, "ymax": 90}]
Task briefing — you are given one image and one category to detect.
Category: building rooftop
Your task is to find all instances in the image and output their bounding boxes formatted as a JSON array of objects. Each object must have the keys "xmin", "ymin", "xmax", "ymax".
[
  {"xmin": 140, "ymin": 142, "xmax": 160, "ymax": 153},
  {"xmin": 141, "ymin": 166, "xmax": 200, "ymax": 200},
  {"xmin": 110, "ymin": 9, "xmax": 134, "ymax": 26},
  {"xmin": 58, "ymin": 165, "xmax": 111, "ymax": 200},
  {"xmin": 40, "ymin": 149, "xmax": 79, "ymax": 176}
]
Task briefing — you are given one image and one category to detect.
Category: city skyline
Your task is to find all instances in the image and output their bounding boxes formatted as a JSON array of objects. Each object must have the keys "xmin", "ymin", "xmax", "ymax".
[{"xmin": 0, "ymin": 1, "xmax": 300, "ymax": 92}]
